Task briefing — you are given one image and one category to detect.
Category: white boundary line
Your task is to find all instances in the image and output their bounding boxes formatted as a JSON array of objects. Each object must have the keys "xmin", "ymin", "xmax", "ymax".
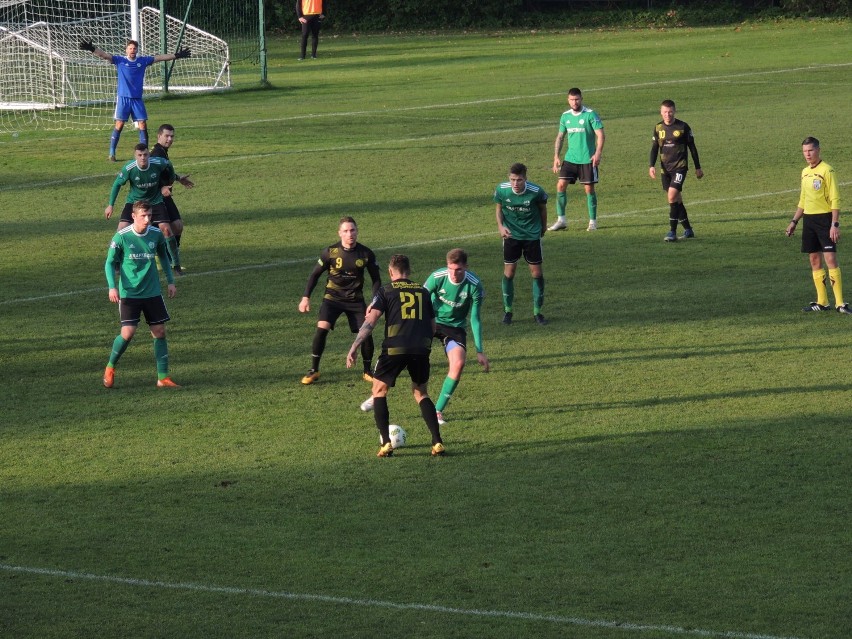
[
  {"xmin": 0, "ymin": 563, "xmax": 808, "ymax": 639},
  {"xmin": 3, "ymin": 62, "xmax": 850, "ymax": 190},
  {"xmin": 3, "ymin": 183, "xmax": 851, "ymax": 307},
  {"xmin": 177, "ymin": 62, "xmax": 852, "ymax": 128}
]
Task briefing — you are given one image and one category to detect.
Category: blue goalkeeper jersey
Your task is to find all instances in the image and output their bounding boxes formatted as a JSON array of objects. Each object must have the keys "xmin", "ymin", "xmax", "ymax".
[{"xmin": 111, "ymin": 55, "xmax": 156, "ymax": 98}]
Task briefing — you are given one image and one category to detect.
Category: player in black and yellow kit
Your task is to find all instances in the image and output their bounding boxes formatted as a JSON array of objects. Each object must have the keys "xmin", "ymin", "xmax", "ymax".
[
  {"xmin": 346, "ymin": 254, "xmax": 445, "ymax": 457},
  {"xmin": 151, "ymin": 124, "xmax": 194, "ymax": 275},
  {"xmin": 299, "ymin": 217, "xmax": 381, "ymax": 384},
  {"xmin": 785, "ymin": 137, "xmax": 848, "ymax": 314},
  {"xmin": 649, "ymin": 100, "xmax": 704, "ymax": 242}
]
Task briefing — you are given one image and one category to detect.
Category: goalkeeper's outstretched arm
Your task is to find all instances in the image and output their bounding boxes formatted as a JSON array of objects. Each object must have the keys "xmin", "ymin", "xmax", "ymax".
[
  {"xmin": 153, "ymin": 48, "xmax": 192, "ymax": 63},
  {"xmin": 79, "ymin": 41, "xmax": 112, "ymax": 62}
]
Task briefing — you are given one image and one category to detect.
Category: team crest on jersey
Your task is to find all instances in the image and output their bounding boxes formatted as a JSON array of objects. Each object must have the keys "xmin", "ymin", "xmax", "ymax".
[
  {"xmin": 578, "ymin": 118, "xmax": 585, "ymax": 124},
  {"xmin": 356, "ymin": 259, "xmax": 364, "ymax": 267},
  {"xmin": 812, "ymin": 179, "xmax": 822, "ymax": 190},
  {"xmin": 459, "ymin": 291, "xmax": 468, "ymax": 300},
  {"xmin": 148, "ymin": 241, "xmax": 157, "ymax": 249},
  {"xmin": 673, "ymin": 130, "xmax": 681, "ymax": 137}
]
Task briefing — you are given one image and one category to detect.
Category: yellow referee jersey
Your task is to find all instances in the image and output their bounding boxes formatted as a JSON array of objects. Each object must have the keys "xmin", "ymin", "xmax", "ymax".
[{"xmin": 798, "ymin": 160, "xmax": 841, "ymax": 214}]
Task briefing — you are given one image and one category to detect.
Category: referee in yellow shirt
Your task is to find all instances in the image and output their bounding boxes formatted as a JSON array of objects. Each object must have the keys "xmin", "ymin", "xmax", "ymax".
[{"xmin": 786, "ymin": 137, "xmax": 849, "ymax": 314}]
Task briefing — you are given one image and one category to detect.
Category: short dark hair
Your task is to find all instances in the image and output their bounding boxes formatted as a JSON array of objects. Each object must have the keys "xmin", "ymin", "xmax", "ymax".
[
  {"xmin": 157, "ymin": 123, "xmax": 175, "ymax": 135},
  {"xmin": 568, "ymin": 87, "xmax": 582, "ymax": 97},
  {"xmin": 389, "ymin": 254, "xmax": 410, "ymax": 276},
  {"xmin": 509, "ymin": 162, "xmax": 527, "ymax": 177},
  {"xmin": 446, "ymin": 248, "xmax": 468, "ymax": 265},
  {"xmin": 134, "ymin": 143, "xmax": 148, "ymax": 152},
  {"xmin": 802, "ymin": 136, "xmax": 820, "ymax": 148},
  {"xmin": 339, "ymin": 216, "xmax": 357, "ymax": 227},
  {"xmin": 127, "ymin": 39, "xmax": 139, "ymax": 48},
  {"xmin": 661, "ymin": 99, "xmax": 676, "ymax": 109},
  {"xmin": 132, "ymin": 200, "xmax": 152, "ymax": 214}
]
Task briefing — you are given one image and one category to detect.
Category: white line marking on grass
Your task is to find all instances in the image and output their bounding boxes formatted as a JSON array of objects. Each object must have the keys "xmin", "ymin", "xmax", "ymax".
[
  {"xmin": 2, "ymin": 63, "xmax": 849, "ymax": 192},
  {"xmin": 3, "ymin": 187, "xmax": 847, "ymax": 308},
  {"xmin": 0, "ymin": 564, "xmax": 808, "ymax": 639},
  {"xmin": 188, "ymin": 63, "xmax": 852, "ymax": 128},
  {"xmin": 0, "ymin": 233, "xmax": 488, "ymax": 306},
  {"xmin": 0, "ymin": 200, "xmax": 814, "ymax": 307}
]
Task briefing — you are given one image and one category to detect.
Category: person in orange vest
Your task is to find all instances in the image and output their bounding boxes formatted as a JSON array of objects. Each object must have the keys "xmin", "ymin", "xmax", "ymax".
[{"xmin": 296, "ymin": 0, "xmax": 325, "ymax": 61}]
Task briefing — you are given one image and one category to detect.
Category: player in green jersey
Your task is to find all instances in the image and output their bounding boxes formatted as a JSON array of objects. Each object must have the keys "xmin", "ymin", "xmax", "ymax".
[
  {"xmin": 105, "ymin": 144, "xmax": 182, "ymax": 273},
  {"xmin": 346, "ymin": 254, "xmax": 445, "ymax": 457},
  {"xmin": 785, "ymin": 137, "xmax": 848, "ymax": 314},
  {"xmin": 494, "ymin": 162, "xmax": 549, "ymax": 326},
  {"xmin": 549, "ymin": 88, "xmax": 605, "ymax": 232},
  {"xmin": 299, "ymin": 217, "xmax": 381, "ymax": 384},
  {"xmin": 103, "ymin": 200, "xmax": 179, "ymax": 389},
  {"xmin": 649, "ymin": 100, "xmax": 704, "ymax": 242},
  {"xmin": 423, "ymin": 248, "xmax": 490, "ymax": 425}
]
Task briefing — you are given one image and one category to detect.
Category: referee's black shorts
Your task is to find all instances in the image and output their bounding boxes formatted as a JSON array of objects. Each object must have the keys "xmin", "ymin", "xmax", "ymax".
[{"xmin": 801, "ymin": 212, "xmax": 836, "ymax": 254}]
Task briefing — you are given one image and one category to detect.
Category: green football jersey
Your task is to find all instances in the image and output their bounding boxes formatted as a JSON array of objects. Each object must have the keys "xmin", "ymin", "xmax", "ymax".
[
  {"xmin": 493, "ymin": 181, "xmax": 548, "ymax": 241},
  {"xmin": 558, "ymin": 107, "xmax": 604, "ymax": 164},
  {"xmin": 108, "ymin": 156, "xmax": 176, "ymax": 206},
  {"xmin": 105, "ymin": 225, "xmax": 173, "ymax": 298},
  {"xmin": 424, "ymin": 267, "xmax": 485, "ymax": 352}
]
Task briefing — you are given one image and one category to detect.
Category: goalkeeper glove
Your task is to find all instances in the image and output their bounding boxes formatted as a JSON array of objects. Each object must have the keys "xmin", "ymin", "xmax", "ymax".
[
  {"xmin": 175, "ymin": 48, "xmax": 192, "ymax": 59},
  {"xmin": 79, "ymin": 40, "xmax": 96, "ymax": 52}
]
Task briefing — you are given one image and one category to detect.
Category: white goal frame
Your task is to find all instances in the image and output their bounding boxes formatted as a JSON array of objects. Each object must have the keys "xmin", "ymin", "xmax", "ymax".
[{"xmin": 0, "ymin": 0, "xmax": 230, "ymax": 130}]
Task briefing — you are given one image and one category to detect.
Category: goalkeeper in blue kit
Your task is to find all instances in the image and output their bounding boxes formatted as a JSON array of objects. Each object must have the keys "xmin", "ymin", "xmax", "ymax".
[{"xmin": 80, "ymin": 39, "xmax": 191, "ymax": 161}]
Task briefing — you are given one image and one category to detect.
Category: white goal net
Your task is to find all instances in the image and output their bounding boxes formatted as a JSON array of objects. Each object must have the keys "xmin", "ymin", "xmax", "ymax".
[{"xmin": 0, "ymin": 0, "xmax": 229, "ymax": 132}]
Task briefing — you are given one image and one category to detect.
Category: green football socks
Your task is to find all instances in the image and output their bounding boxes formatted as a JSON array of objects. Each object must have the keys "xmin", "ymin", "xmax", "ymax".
[
  {"xmin": 502, "ymin": 276, "xmax": 514, "ymax": 312},
  {"xmin": 556, "ymin": 191, "xmax": 567, "ymax": 219},
  {"xmin": 166, "ymin": 235, "xmax": 181, "ymax": 269},
  {"xmin": 153, "ymin": 336, "xmax": 170, "ymax": 379},
  {"xmin": 532, "ymin": 277, "xmax": 545, "ymax": 315},
  {"xmin": 108, "ymin": 335, "xmax": 130, "ymax": 367},
  {"xmin": 587, "ymin": 192, "xmax": 597, "ymax": 220},
  {"xmin": 435, "ymin": 375, "xmax": 460, "ymax": 412}
]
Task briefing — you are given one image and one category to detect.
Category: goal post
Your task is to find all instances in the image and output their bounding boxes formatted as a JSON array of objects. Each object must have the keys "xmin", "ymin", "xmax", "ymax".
[{"xmin": 0, "ymin": 0, "xmax": 266, "ymax": 132}]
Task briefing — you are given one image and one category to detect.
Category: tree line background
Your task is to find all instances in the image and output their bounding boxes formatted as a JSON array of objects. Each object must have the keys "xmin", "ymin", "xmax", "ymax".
[{"xmin": 266, "ymin": 0, "xmax": 849, "ymax": 33}]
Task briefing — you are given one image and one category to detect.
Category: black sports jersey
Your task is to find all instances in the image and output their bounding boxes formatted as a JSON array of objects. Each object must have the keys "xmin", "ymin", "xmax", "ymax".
[
  {"xmin": 370, "ymin": 279, "xmax": 434, "ymax": 356},
  {"xmin": 151, "ymin": 142, "xmax": 177, "ymax": 187},
  {"xmin": 150, "ymin": 143, "xmax": 169, "ymax": 160},
  {"xmin": 650, "ymin": 118, "xmax": 701, "ymax": 173},
  {"xmin": 304, "ymin": 242, "xmax": 380, "ymax": 303}
]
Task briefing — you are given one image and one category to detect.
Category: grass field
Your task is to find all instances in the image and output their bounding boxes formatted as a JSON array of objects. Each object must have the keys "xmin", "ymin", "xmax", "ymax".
[{"xmin": 1, "ymin": 21, "xmax": 851, "ymax": 639}]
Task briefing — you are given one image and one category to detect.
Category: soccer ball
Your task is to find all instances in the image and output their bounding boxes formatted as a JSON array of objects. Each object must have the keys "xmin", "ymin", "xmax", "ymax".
[{"xmin": 384, "ymin": 424, "xmax": 407, "ymax": 449}]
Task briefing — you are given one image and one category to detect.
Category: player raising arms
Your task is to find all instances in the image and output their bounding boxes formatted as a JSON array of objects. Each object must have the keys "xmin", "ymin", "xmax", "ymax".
[
  {"xmin": 649, "ymin": 99, "xmax": 704, "ymax": 242},
  {"xmin": 299, "ymin": 217, "xmax": 381, "ymax": 384},
  {"xmin": 347, "ymin": 254, "xmax": 445, "ymax": 457},
  {"xmin": 423, "ymin": 249, "xmax": 489, "ymax": 425},
  {"xmin": 79, "ymin": 39, "xmax": 191, "ymax": 161}
]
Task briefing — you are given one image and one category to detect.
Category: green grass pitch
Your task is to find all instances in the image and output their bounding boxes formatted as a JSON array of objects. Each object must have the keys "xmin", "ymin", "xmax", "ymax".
[{"xmin": 1, "ymin": 21, "xmax": 850, "ymax": 639}]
